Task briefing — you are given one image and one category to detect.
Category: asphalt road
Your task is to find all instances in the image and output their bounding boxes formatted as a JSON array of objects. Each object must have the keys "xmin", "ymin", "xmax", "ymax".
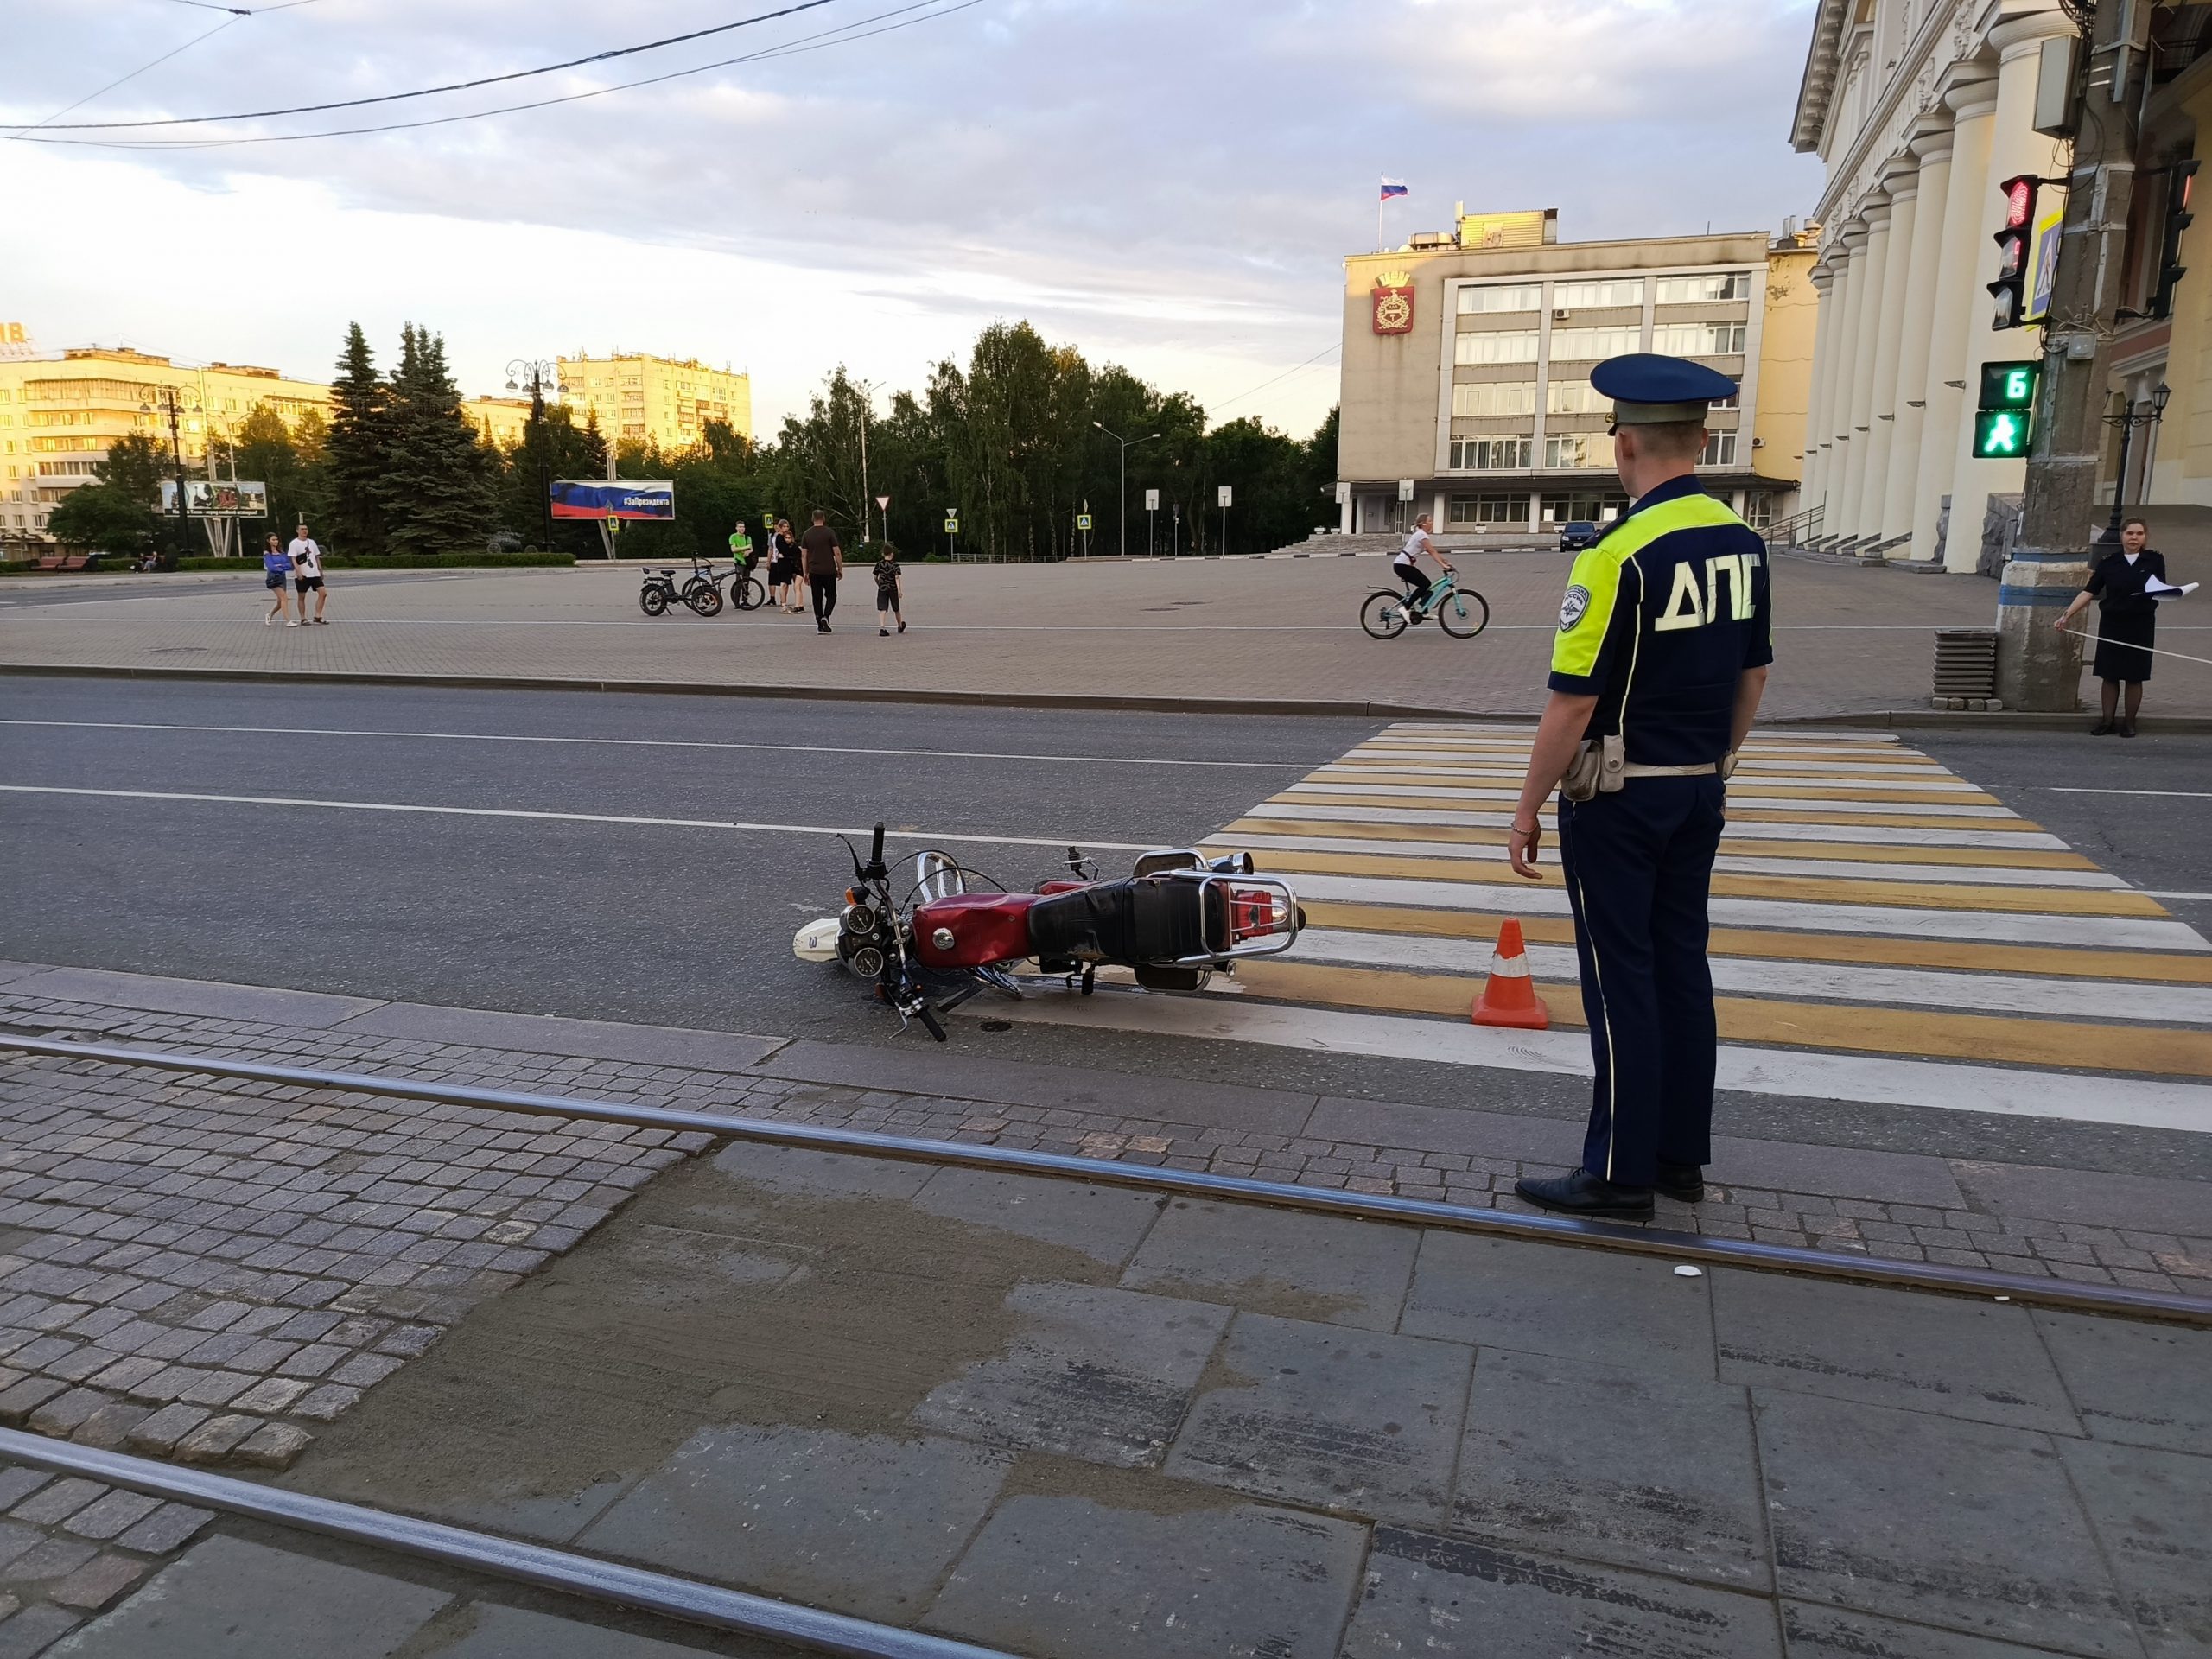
[{"xmin": 3, "ymin": 674, "xmax": 2209, "ymax": 1177}]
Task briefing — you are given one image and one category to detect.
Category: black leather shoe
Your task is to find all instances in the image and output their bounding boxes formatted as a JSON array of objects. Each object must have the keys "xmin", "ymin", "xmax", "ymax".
[
  {"xmin": 2090, "ymin": 721, "xmax": 2116, "ymax": 735},
  {"xmin": 1655, "ymin": 1161, "xmax": 1706, "ymax": 1203},
  {"xmin": 1514, "ymin": 1170, "xmax": 1655, "ymax": 1220}
]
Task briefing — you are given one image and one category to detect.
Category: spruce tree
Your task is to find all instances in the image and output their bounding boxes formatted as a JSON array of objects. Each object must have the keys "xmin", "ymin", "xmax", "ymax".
[
  {"xmin": 381, "ymin": 324, "xmax": 493, "ymax": 556},
  {"xmin": 326, "ymin": 322, "xmax": 388, "ymax": 556}
]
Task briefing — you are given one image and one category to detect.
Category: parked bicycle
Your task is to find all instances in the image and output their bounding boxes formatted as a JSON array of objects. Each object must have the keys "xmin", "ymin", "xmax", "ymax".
[
  {"xmin": 639, "ymin": 562, "xmax": 724, "ymax": 617},
  {"xmin": 1360, "ymin": 567, "xmax": 1490, "ymax": 639},
  {"xmin": 724, "ymin": 558, "xmax": 766, "ymax": 613}
]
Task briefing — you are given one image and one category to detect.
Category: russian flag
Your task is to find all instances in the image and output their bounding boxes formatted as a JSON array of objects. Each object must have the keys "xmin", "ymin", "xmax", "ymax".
[{"xmin": 1379, "ymin": 176, "xmax": 1409, "ymax": 200}]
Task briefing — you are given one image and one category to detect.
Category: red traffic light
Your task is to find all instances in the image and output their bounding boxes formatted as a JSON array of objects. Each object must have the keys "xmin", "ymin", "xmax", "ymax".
[{"xmin": 2003, "ymin": 175, "xmax": 2037, "ymax": 230}]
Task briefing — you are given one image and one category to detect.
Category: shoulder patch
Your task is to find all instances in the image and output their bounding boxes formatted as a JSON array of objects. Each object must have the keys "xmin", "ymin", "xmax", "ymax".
[{"xmin": 1559, "ymin": 585, "xmax": 1591, "ymax": 632}]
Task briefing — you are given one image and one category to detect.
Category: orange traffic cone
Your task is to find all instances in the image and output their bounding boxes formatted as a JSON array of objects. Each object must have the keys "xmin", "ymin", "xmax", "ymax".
[{"xmin": 1471, "ymin": 918, "xmax": 1549, "ymax": 1030}]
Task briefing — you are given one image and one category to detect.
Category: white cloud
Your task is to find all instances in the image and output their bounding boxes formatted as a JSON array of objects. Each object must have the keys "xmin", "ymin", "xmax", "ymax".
[{"xmin": 1, "ymin": 0, "xmax": 1825, "ymax": 435}]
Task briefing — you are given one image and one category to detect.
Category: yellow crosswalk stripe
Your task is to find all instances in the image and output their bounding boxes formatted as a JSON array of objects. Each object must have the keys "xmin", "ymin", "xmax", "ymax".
[
  {"xmin": 1270, "ymin": 791, "xmax": 2042, "ymax": 831},
  {"xmin": 1308, "ymin": 769, "xmax": 1999, "ymax": 805},
  {"xmin": 1221, "ymin": 817, "xmax": 2099, "ymax": 871},
  {"xmin": 1236, "ymin": 846, "xmax": 2170, "ymax": 917},
  {"xmin": 1294, "ymin": 899, "xmax": 2212, "ymax": 983},
  {"xmin": 1228, "ymin": 960, "xmax": 2212, "ymax": 1077}
]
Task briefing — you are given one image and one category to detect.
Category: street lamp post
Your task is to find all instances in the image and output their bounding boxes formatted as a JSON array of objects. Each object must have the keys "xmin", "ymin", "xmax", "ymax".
[
  {"xmin": 505, "ymin": 359, "xmax": 560, "ymax": 552},
  {"xmin": 1092, "ymin": 422, "xmax": 1161, "ymax": 560},
  {"xmin": 139, "ymin": 389, "xmax": 188, "ymax": 570},
  {"xmin": 2098, "ymin": 383, "xmax": 2171, "ymax": 547}
]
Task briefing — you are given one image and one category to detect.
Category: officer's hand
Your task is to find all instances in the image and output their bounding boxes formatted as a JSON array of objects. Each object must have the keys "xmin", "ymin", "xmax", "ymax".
[{"xmin": 1508, "ymin": 820, "xmax": 1543, "ymax": 879}]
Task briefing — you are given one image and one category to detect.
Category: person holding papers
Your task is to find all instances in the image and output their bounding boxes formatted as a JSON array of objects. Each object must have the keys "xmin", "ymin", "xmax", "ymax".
[{"xmin": 2056, "ymin": 518, "xmax": 2167, "ymax": 736}]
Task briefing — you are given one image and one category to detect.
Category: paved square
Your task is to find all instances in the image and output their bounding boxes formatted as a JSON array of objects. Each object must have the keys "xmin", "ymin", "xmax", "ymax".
[
  {"xmin": 2031, "ymin": 1310, "xmax": 2212, "ymax": 1456},
  {"xmin": 911, "ymin": 1281, "xmax": 1231, "ymax": 1468},
  {"xmin": 1452, "ymin": 1350, "xmax": 1769, "ymax": 1591},
  {"xmin": 2055, "ymin": 1438, "xmax": 2212, "ymax": 1659},
  {"xmin": 1163, "ymin": 1311, "xmax": 1472, "ymax": 1525},
  {"xmin": 925, "ymin": 1494, "xmax": 1368, "ymax": 1659},
  {"xmin": 1120, "ymin": 1198, "xmax": 1421, "ymax": 1331}
]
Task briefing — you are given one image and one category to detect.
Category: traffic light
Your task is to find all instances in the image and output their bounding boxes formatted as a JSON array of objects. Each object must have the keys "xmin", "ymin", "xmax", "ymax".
[
  {"xmin": 1989, "ymin": 174, "xmax": 2038, "ymax": 329},
  {"xmin": 1973, "ymin": 409, "xmax": 2031, "ymax": 458},
  {"xmin": 2150, "ymin": 158, "xmax": 2198, "ymax": 321},
  {"xmin": 1972, "ymin": 359, "xmax": 2038, "ymax": 459}
]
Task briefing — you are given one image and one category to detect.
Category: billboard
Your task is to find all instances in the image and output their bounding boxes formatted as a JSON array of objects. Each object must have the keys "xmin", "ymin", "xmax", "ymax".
[
  {"xmin": 550, "ymin": 479, "xmax": 675, "ymax": 521},
  {"xmin": 158, "ymin": 479, "xmax": 269, "ymax": 518}
]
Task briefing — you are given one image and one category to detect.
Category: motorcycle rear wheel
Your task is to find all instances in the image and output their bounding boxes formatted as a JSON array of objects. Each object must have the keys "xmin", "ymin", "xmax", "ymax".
[
  {"xmin": 1435, "ymin": 589, "xmax": 1490, "ymax": 638},
  {"xmin": 1360, "ymin": 591, "xmax": 1410, "ymax": 639},
  {"xmin": 640, "ymin": 587, "xmax": 670, "ymax": 617}
]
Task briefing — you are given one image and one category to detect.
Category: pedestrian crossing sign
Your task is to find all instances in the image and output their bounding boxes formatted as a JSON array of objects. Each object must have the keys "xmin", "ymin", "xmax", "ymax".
[
  {"xmin": 1972, "ymin": 408, "xmax": 2032, "ymax": 458},
  {"xmin": 1077, "ymin": 513, "xmax": 1093, "ymax": 531}
]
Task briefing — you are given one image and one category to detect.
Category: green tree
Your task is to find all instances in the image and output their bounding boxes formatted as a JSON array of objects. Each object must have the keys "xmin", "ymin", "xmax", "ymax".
[
  {"xmin": 47, "ymin": 481, "xmax": 157, "ymax": 555},
  {"xmin": 233, "ymin": 403, "xmax": 331, "ymax": 545},
  {"xmin": 99, "ymin": 430, "xmax": 168, "ymax": 506},
  {"xmin": 326, "ymin": 322, "xmax": 387, "ymax": 556},
  {"xmin": 381, "ymin": 324, "xmax": 493, "ymax": 556}
]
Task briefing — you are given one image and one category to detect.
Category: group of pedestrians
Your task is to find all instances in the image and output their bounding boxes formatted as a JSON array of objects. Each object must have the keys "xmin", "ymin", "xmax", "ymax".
[
  {"xmin": 739, "ymin": 512, "xmax": 905, "ymax": 636},
  {"xmin": 258, "ymin": 524, "xmax": 328, "ymax": 626}
]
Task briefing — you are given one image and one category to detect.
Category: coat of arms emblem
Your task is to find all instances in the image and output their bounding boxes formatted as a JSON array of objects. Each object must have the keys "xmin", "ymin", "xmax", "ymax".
[{"xmin": 1371, "ymin": 271, "xmax": 1414, "ymax": 335}]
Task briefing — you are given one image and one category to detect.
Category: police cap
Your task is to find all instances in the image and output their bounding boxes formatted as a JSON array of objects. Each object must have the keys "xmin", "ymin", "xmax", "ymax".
[{"xmin": 1591, "ymin": 353, "xmax": 1739, "ymax": 426}]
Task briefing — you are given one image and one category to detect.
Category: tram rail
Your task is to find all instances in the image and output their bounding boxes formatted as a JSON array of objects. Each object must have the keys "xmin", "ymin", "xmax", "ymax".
[{"xmin": 7, "ymin": 1033, "xmax": 2207, "ymax": 1326}]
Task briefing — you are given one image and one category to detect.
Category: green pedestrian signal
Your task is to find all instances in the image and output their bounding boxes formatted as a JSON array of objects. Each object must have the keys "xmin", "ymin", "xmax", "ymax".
[
  {"xmin": 1973, "ymin": 409, "xmax": 2031, "ymax": 458},
  {"xmin": 1979, "ymin": 361, "xmax": 2038, "ymax": 410}
]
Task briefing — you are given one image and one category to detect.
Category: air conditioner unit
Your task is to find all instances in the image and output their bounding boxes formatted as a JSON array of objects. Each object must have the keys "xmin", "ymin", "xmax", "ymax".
[{"xmin": 1553, "ymin": 308, "xmax": 1572, "ymax": 321}]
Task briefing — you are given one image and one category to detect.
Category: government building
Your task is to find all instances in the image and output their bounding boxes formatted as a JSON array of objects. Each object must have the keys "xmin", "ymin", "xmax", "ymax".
[
  {"xmin": 1335, "ymin": 207, "xmax": 1815, "ymax": 541},
  {"xmin": 556, "ymin": 353, "xmax": 752, "ymax": 453},
  {"xmin": 1790, "ymin": 0, "xmax": 2212, "ymax": 568}
]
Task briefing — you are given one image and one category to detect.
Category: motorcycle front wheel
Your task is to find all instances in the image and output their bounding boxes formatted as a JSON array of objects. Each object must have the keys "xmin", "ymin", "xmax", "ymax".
[
  {"xmin": 1360, "ymin": 591, "xmax": 1410, "ymax": 639},
  {"xmin": 1435, "ymin": 589, "xmax": 1490, "ymax": 638},
  {"xmin": 640, "ymin": 587, "xmax": 670, "ymax": 616}
]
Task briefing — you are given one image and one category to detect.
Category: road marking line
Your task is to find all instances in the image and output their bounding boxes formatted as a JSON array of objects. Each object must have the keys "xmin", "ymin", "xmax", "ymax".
[
  {"xmin": 1283, "ymin": 871, "xmax": 2209, "ymax": 950},
  {"xmin": 1213, "ymin": 834, "xmax": 2126, "ymax": 889},
  {"xmin": 1220, "ymin": 817, "xmax": 2099, "ymax": 869},
  {"xmin": 1229, "ymin": 959, "xmax": 2212, "ymax": 1077},
  {"xmin": 1280, "ymin": 785, "xmax": 2025, "ymax": 820},
  {"xmin": 1314, "ymin": 766, "xmax": 1991, "ymax": 799},
  {"xmin": 1291, "ymin": 928, "xmax": 2212, "ymax": 1024},
  {"xmin": 0, "ymin": 785, "xmax": 1155, "ymax": 854},
  {"xmin": 2050, "ymin": 787, "xmax": 2212, "ymax": 799},
  {"xmin": 1236, "ymin": 846, "xmax": 2170, "ymax": 917},
  {"xmin": 1234, "ymin": 804, "xmax": 2072, "ymax": 849},
  {"xmin": 0, "ymin": 719, "xmax": 1317, "ymax": 772},
  {"xmin": 1296, "ymin": 900, "xmax": 2212, "ymax": 984},
  {"xmin": 978, "ymin": 995, "xmax": 2212, "ymax": 1133}
]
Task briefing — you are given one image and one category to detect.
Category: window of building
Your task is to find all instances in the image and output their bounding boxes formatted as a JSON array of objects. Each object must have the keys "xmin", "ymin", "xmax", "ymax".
[
  {"xmin": 1458, "ymin": 283, "xmax": 1541, "ymax": 315},
  {"xmin": 1653, "ymin": 321, "xmax": 1746, "ymax": 355},
  {"xmin": 1453, "ymin": 330, "xmax": 1541, "ymax": 365},
  {"xmin": 1447, "ymin": 494, "xmax": 1528, "ymax": 524},
  {"xmin": 1449, "ymin": 435, "xmax": 1533, "ymax": 470},
  {"xmin": 1743, "ymin": 493, "xmax": 1773, "ymax": 529},
  {"xmin": 1699, "ymin": 432, "xmax": 1739, "ymax": 466},
  {"xmin": 1554, "ymin": 279, "xmax": 1645, "ymax": 310},
  {"xmin": 1452, "ymin": 382, "xmax": 1537, "ymax": 418},
  {"xmin": 1545, "ymin": 379, "xmax": 1606, "ymax": 415},
  {"xmin": 1656, "ymin": 272, "xmax": 1752, "ymax": 304},
  {"xmin": 1545, "ymin": 434, "xmax": 1615, "ymax": 469},
  {"xmin": 1541, "ymin": 492, "xmax": 1631, "ymax": 523},
  {"xmin": 1548, "ymin": 326, "xmax": 1642, "ymax": 361}
]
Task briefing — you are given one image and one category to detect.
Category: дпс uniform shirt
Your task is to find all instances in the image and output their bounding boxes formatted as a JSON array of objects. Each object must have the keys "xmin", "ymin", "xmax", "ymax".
[{"xmin": 1548, "ymin": 474, "xmax": 1773, "ymax": 768}]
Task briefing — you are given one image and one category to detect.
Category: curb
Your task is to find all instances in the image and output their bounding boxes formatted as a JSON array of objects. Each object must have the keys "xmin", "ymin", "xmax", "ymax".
[{"xmin": 5, "ymin": 664, "xmax": 2207, "ymax": 731}]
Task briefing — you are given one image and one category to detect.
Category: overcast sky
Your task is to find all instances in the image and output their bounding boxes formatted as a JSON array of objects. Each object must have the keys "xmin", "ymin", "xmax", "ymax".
[{"xmin": 3, "ymin": 0, "xmax": 1824, "ymax": 437}]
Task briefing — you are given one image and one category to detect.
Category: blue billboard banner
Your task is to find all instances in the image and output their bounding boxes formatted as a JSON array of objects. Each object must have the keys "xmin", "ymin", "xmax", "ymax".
[{"xmin": 549, "ymin": 479, "xmax": 675, "ymax": 521}]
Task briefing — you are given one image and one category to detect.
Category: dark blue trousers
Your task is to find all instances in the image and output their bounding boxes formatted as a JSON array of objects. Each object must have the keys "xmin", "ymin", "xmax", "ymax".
[{"xmin": 1556, "ymin": 776, "xmax": 1726, "ymax": 1188}]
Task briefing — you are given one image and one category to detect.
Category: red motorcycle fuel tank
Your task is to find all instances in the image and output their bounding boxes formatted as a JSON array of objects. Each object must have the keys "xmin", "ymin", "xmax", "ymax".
[{"xmin": 912, "ymin": 892, "xmax": 1039, "ymax": 968}]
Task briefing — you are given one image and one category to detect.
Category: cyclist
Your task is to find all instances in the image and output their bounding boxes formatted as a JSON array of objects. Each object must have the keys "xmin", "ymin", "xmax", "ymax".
[{"xmin": 1394, "ymin": 512, "xmax": 1453, "ymax": 623}]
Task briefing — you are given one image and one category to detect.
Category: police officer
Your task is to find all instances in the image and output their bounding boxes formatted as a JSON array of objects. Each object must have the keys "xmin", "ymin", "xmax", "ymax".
[{"xmin": 1505, "ymin": 353, "xmax": 1772, "ymax": 1219}]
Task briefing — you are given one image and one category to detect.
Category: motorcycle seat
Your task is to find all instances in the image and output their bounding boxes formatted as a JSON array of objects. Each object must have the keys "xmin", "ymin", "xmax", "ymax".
[{"xmin": 1026, "ymin": 878, "xmax": 1227, "ymax": 964}]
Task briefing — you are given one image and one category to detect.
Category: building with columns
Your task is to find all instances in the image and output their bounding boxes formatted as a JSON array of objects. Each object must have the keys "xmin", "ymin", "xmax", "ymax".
[{"xmin": 1792, "ymin": 1, "xmax": 2084, "ymax": 569}]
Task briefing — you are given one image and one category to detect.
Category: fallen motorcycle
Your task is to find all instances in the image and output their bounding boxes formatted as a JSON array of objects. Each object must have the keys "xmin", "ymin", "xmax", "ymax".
[{"xmin": 794, "ymin": 823, "xmax": 1305, "ymax": 1041}]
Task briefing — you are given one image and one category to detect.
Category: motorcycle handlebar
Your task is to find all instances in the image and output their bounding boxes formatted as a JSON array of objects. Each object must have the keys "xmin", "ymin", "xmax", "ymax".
[{"xmin": 870, "ymin": 823, "xmax": 887, "ymax": 868}]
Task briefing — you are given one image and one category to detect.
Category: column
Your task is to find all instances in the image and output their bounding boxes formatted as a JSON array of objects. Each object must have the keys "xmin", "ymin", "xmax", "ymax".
[
  {"xmin": 1941, "ymin": 11, "xmax": 2075, "ymax": 573},
  {"xmin": 1835, "ymin": 196, "xmax": 1894, "ymax": 540},
  {"xmin": 1878, "ymin": 118, "xmax": 1955, "ymax": 550},
  {"xmin": 1913, "ymin": 77, "xmax": 1999, "ymax": 565},
  {"xmin": 1799, "ymin": 263, "xmax": 1840, "ymax": 517},
  {"xmin": 1819, "ymin": 236, "xmax": 1866, "ymax": 534},
  {"xmin": 1859, "ymin": 156, "xmax": 1921, "ymax": 548}
]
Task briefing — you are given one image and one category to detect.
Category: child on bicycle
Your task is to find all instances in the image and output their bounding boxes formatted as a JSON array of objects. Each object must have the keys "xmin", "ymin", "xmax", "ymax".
[
  {"xmin": 875, "ymin": 542, "xmax": 906, "ymax": 636},
  {"xmin": 1393, "ymin": 513, "xmax": 1453, "ymax": 623}
]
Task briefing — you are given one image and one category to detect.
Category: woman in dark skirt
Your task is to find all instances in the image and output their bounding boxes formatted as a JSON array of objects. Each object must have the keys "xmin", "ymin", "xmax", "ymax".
[{"xmin": 2056, "ymin": 517, "xmax": 2165, "ymax": 736}]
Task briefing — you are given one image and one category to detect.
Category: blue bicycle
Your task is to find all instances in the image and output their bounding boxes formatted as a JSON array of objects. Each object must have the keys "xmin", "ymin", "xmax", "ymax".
[{"xmin": 1361, "ymin": 567, "xmax": 1490, "ymax": 639}]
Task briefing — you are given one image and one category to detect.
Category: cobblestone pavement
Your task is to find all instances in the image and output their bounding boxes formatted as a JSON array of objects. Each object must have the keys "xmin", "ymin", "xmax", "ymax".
[
  {"xmin": 7, "ymin": 555, "xmax": 2171, "ymax": 720},
  {"xmin": 0, "ymin": 1464, "xmax": 213, "ymax": 1655}
]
